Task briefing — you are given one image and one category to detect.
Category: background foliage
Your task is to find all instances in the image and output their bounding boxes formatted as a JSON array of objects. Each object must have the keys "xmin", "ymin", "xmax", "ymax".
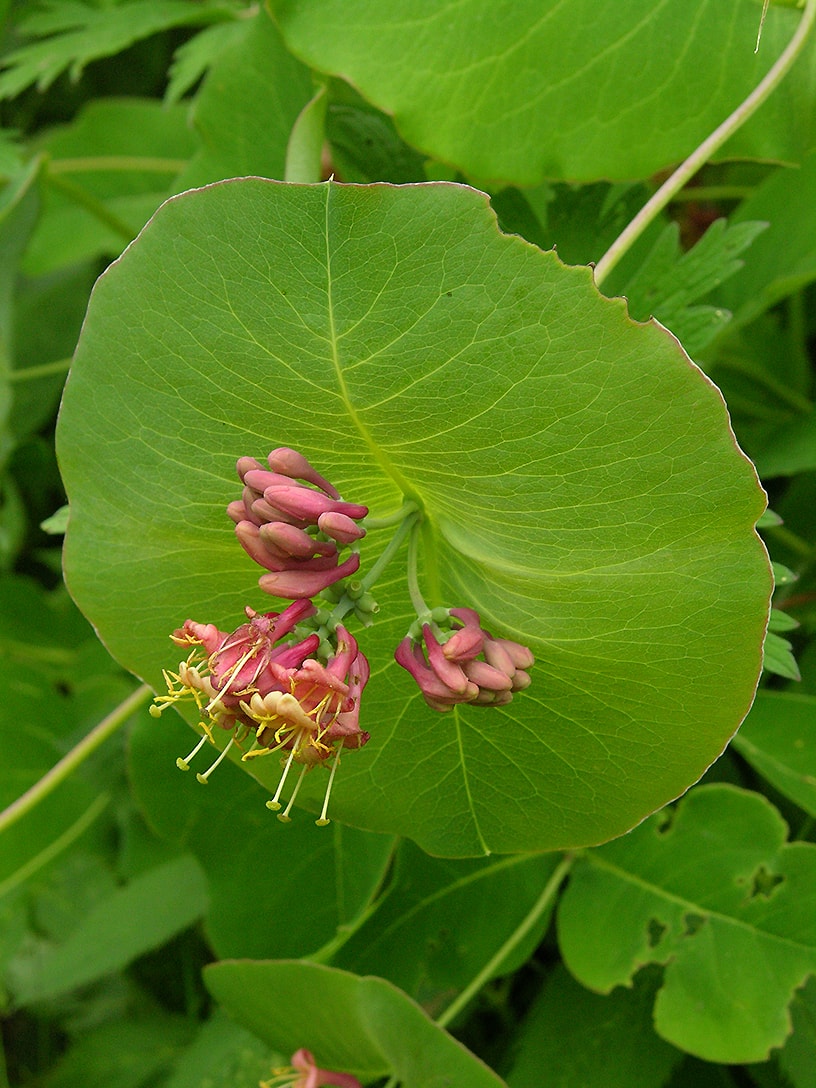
[{"xmin": 1, "ymin": 2, "xmax": 815, "ymax": 1086}]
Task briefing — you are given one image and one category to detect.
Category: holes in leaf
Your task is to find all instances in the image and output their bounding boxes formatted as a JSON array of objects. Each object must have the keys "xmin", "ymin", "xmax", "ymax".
[
  {"xmin": 750, "ymin": 865, "xmax": 785, "ymax": 900},
  {"xmin": 647, "ymin": 918, "xmax": 667, "ymax": 948},
  {"xmin": 682, "ymin": 912, "xmax": 707, "ymax": 937}
]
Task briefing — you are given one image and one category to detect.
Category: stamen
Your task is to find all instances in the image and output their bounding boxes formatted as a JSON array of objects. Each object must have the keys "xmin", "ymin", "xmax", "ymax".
[
  {"xmin": 316, "ymin": 745, "xmax": 342, "ymax": 826},
  {"xmin": 195, "ymin": 736, "xmax": 235, "ymax": 783},
  {"xmin": 243, "ymin": 730, "xmax": 294, "ymax": 761},
  {"xmin": 266, "ymin": 735, "xmax": 301, "ymax": 810},
  {"xmin": 278, "ymin": 762, "xmax": 308, "ymax": 823},
  {"xmin": 176, "ymin": 732, "xmax": 209, "ymax": 771},
  {"xmin": 205, "ymin": 645, "xmax": 259, "ymax": 716}
]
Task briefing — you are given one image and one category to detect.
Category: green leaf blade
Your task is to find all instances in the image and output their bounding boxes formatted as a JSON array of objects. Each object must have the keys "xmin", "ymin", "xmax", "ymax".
[{"xmin": 58, "ymin": 179, "xmax": 771, "ymax": 856}]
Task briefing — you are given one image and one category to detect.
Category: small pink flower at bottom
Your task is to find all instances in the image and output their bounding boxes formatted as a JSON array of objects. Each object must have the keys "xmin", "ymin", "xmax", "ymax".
[
  {"xmin": 150, "ymin": 605, "xmax": 370, "ymax": 823},
  {"xmin": 241, "ymin": 626, "xmax": 370, "ymax": 824},
  {"xmin": 261, "ymin": 1048, "xmax": 362, "ymax": 1088},
  {"xmin": 395, "ymin": 607, "xmax": 534, "ymax": 711}
]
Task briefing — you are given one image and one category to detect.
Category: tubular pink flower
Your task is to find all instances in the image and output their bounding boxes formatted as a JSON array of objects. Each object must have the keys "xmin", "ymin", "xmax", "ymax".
[
  {"xmin": 261, "ymin": 1048, "xmax": 362, "ymax": 1088},
  {"xmin": 267, "ymin": 448, "xmax": 341, "ymax": 498},
  {"xmin": 317, "ymin": 510, "xmax": 367, "ymax": 544},
  {"xmin": 395, "ymin": 609, "xmax": 534, "ymax": 711},
  {"xmin": 230, "ymin": 450, "xmax": 368, "ymax": 600},
  {"xmin": 241, "ymin": 625, "xmax": 370, "ymax": 825},
  {"xmin": 258, "ymin": 551, "xmax": 361, "ymax": 600},
  {"xmin": 260, "ymin": 482, "xmax": 368, "ymax": 524}
]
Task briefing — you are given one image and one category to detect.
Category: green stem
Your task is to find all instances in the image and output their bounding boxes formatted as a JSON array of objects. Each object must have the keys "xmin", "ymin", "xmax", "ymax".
[
  {"xmin": 0, "ymin": 793, "xmax": 109, "ymax": 900},
  {"xmin": 435, "ymin": 853, "xmax": 574, "ymax": 1030},
  {"xmin": 406, "ymin": 518, "xmax": 428, "ymax": 616},
  {"xmin": 49, "ymin": 155, "xmax": 187, "ymax": 175},
  {"xmin": 0, "ymin": 684, "xmax": 151, "ymax": 836},
  {"xmin": 764, "ymin": 524, "xmax": 814, "ymax": 560},
  {"xmin": 359, "ymin": 510, "xmax": 420, "ymax": 594},
  {"xmin": 44, "ymin": 172, "xmax": 137, "ymax": 242},
  {"xmin": 364, "ymin": 501, "xmax": 418, "ymax": 530},
  {"xmin": 285, "ymin": 82, "xmax": 327, "ymax": 183},
  {"xmin": 593, "ymin": 0, "xmax": 816, "ymax": 287},
  {"xmin": 7, "ymin": 357, "xmax": 71, "ymax": 383}
]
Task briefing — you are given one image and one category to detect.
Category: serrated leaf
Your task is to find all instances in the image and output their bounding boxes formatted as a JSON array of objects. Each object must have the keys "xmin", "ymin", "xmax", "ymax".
[
  {"xmin": 270, "ymin": 0, "xmax": 810, "ymax": 185},
  {"xmin": 769, "ymin": 609, "xmax": 800, "ymax": 633},
  {"xmin": 557, "ymin": 785, "xmax": 816, "ymax": 1063},
  {"xmin": 763, "ymin": 631, "xmax": 801, "ymax": 681},
  {"xmin": 165, "ymin": 19, "xmax": 246, "ymax": 106},
  {"xmin": 174, "ymin": 7, "xmax": 313, "ymax": 190},
  {"xmin": 615, "ymin": 219, "xmax": 768, "ymax": 356},
  {"xmin": 732, "ymin": 692, "xmax": 816, "ymax": 816},
  {"xmin": 0, "ymin": 0, "xmax": 239, "ymax": 100},
  {"xmin": 717, "ymin": 150, "xmax": 816, "ymax": 332},
  {"xmin": 774, "ymin": 562, "xmax": 799, "ymax": 586},
  {"xmin": 57, "ymin": 179, "xmax": 771, "ymax": 856},
  {"xmin": 205, "ymin": 960, "xmax": 508, "ymax": 1087}
]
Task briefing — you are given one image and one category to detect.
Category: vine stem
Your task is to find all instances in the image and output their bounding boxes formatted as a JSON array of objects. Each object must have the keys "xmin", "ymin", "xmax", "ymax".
[
  {"xmin": 435, "ymin": 853, "xmax": 574, "ymax": 1030},
  {"xmin": 0, "ymin": 684, "xmax": 152, "ymax": 836},
  {"xmin": 593, "ymin": 0, "xmax": 816, "ymax": 288}
]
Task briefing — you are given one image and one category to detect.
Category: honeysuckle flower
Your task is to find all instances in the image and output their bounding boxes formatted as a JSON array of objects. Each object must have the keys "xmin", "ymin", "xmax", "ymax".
[
  {"xmin": 152, "ymin": 604, "xmax": 370, "ymax": 824},
  {"xmin": 395, "ymin": 606, "xmax": 534, "ymax": 711},
  {"xmin": 241, "ymin": 625, "xmax": 370, "ymax": 824},
  {"xmin": 227, "ymin": 449, "xmax": 368, "ymax": 599},
  {"xmin": 261, "ymin": 1048, "xmax": 362, "ymax": 1088}
]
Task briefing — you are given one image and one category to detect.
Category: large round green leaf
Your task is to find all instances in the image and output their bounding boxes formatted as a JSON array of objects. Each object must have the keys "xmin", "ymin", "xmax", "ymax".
[
  {"xmin": 270, "ymin": 0, "xmax": 809, "ymax": 185},
  {"xmin": 57, "ymin": 179, "xmax": 770, "ymax": 856}
]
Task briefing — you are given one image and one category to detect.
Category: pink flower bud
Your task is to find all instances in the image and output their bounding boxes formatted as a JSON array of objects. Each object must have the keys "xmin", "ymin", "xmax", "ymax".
[
  {"xmin": 258, "ymin": 551, "xmax": 361, "ymax": 599},
  {"xmin": 267, "ymin": 448, "xmax": 341, "ymax": 499},
  {"xmin": 263, "ymin": 483, "xmax": 368, "ymax": 524},
  {"xmin": 317, "ymin": 510, "xmax": 367, "ymax": 544}
]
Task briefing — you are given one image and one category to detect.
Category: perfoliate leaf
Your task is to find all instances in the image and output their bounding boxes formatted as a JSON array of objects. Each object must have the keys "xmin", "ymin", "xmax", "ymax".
[
  {"xmin": 57, "ymin": 179, "xmax": 771, "ymax": 856},
  {"xmin": 557, "ymin": 785, "xmax": 816, "ymax": 1063},
  {"xmin": 0, "ymin": 0, "xmax": 240, "ymax": 100}
]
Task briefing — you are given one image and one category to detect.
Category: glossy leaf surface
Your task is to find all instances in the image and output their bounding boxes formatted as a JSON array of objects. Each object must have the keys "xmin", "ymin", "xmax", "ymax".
[{"xmin": 58, "ymin": 179, "xmax": 770, "ymax": 855}]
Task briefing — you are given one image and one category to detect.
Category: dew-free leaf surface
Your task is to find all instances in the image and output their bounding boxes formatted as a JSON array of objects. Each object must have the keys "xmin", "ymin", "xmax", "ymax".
[
  {"xmin": 57, "ymin": 179, "xmax": 770, "ymax": 856},
  {"xmin": 557, "ymin": 785, "xmax": 816, "ymax": 1063},
  {"xmin": 205, "ymin": 959, "xmax": 508, "ymax": 1087},
  {"xmin": 731, "ymin": 691, "xmax": 816, "ymax": 817},
  {"xmin": 128, "ymin": 708, "xmax": 394, "ymax": 961},
  {"xmin": 270, "ymin": 0, "xmax": 809, "ymax": 185}
]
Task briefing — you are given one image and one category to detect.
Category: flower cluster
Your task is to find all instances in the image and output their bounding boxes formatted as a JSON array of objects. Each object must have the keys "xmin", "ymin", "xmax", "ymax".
[
  {"xmin": 261, "ymin": 1049, "xmax": 362, "ymax": 1088},
  {"xmin": 395, "ymin": 606, "xmax": 534, "ymax": 711},
  {"xmin": 228, "ymin": 447, "xmax": 368, "ymax": 599},
  {"xmin": 152, "ymin": 593, "xmax": 369, "ymax": 823},
  {"xmin": 153, "ymin": 445, "xmax": 535, "ymax": 824}
]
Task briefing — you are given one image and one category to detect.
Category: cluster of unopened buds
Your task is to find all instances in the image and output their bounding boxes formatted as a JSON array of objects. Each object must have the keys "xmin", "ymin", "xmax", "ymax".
[
  {"xmin": 395, "ymin": 606, "xmax": 534, "ymax": 711},
  {"xmin": 260, "ymin": 1048, "xmax": 361, "ymax": 1088},
  {"xmin": 152, "ymin": 446, "xmax": 534, "ymax": 825}
]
